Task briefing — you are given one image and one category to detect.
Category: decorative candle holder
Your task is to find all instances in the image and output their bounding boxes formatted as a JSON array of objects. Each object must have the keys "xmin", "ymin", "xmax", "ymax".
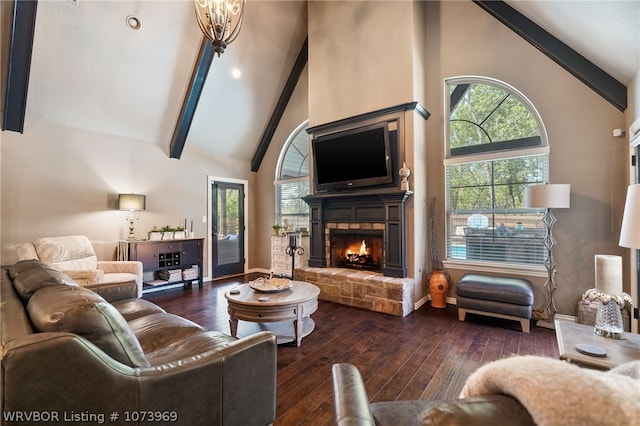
[
  {"xmin": 285, "ymin": 232, "xmax": 304, "ymax": 280},
  {"xmin": 594, "ymin": 300, "xmax": 625, "ymax": 339}
]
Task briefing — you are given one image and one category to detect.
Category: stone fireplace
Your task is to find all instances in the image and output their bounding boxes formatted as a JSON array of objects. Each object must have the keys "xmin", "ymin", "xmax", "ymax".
[{"xmin": 297, "ymin": 190, "xmax": 415, "ymax": 316}]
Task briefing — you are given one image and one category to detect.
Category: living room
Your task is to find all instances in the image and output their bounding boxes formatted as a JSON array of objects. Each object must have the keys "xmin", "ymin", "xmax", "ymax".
[{"xmin": 1, "ymin": 0, "xmax": 639, "ymax": 424}]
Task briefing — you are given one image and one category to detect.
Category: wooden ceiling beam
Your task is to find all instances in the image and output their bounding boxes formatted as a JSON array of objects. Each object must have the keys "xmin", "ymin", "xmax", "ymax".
[
  {"xmin": 474, "ymin": 0, "xmax": 627, "ymax": 112},
  {"xmin": 2, "ymin": 0, "xmax": 38, "ymax": 133},
  {"xmin": 169, "ymin": 37, "xmax": 215, "ymax": 159}
]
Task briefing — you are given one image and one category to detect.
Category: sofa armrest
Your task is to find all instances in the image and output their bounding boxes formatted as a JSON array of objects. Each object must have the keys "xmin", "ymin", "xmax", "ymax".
[
  {"xmin": 332, "ymin": 363, "xmax": 376, "ymax": 425},
  {"xmin": 63, "ymin": 269, "xmax": 104, "ymax": 285},
  {"xmin": 137, "ymin": 331, "xmax": 278, "ymax": 426},
  {"xmin": 98, "ymin": 261, "xmax": 143, "ymax": 296},
  {"xmin": 97, "ymin": 260, "xmax": 142, "ymax": 278},
  {"xmin": 3, "ymin": 331, "xmax": 277, "ymax": 426}
]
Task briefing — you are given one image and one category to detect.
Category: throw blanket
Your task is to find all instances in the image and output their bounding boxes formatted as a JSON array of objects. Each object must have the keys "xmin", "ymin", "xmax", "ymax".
[{"xmin": 460, "ymin": 355, "xmax": 640, "ymax": 426}]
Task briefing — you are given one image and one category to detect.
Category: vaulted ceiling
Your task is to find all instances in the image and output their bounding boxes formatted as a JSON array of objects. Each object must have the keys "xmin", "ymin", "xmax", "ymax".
[{"xmin": 3, "ymin": 1, "xmax": 639, "ymax": 164}]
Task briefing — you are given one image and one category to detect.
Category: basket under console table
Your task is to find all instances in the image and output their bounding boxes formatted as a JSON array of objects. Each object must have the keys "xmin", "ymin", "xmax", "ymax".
[{"xmin": 119, "ymin": 238, "xmax": 204, "ymax": 294}]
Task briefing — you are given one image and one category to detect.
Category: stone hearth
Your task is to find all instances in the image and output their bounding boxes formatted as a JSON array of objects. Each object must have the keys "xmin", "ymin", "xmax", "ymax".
[{"xmin": 294, "ymin": 266, "xmax": 415, "ymax": 317}]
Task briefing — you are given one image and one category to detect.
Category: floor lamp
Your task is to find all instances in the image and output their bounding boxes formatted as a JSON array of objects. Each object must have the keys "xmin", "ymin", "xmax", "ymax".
[
  {"xmin": 525, "ymin": 183, "xmax": 571, "ymax": 329},
  {"xmin": 619, "ymin": 184, "xmax": 640, "ymax": 332}
]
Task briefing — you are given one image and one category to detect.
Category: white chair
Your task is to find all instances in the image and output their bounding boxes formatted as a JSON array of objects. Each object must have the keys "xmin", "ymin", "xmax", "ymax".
[{"xmin": 3, "ymin": 235, "xmax": 143, "ymax": 297}]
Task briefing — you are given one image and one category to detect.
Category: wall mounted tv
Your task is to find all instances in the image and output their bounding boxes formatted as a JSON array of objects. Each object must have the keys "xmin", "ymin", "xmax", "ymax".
[{"xmin": 312, "ymin": 122, "xmax": 395, "ymax": 192}]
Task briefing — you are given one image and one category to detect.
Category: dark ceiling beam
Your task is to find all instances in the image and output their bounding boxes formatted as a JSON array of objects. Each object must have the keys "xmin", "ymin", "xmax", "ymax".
[
  {"xmin": 2, "ymin": 0, "xmax": 38, "ymax": 133},
  {"xmin": 169, "ymin": 37, "xmax": 215, "ymax": 159},
  {"xmin": 474, "ymin": 0, "xmax": 627, "ymax": 112},
  {"xmin": 251, "ymin": 37, "xmax": 308, "ymax": 172}
]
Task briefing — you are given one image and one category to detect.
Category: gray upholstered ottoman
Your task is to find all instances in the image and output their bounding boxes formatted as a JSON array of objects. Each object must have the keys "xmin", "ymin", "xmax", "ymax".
[{"xmin": 455, "ymin": 273, "xmax": 534, "ymax": 333}]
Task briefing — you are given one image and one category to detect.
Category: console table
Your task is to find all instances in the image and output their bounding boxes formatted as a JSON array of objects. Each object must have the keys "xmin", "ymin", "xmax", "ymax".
[{"xmin": 120, "ymin": 238, "xmax": 204, "ymax": 294}]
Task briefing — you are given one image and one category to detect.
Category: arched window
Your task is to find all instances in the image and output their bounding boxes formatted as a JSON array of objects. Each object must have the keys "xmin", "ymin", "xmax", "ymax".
[
  {"xmin": 444, "ymin": 77, "xmax": 550, "ymax": 266},
  {"xmin": 274, "ymin": 120, "xmax": 310, "ymax": 231}
]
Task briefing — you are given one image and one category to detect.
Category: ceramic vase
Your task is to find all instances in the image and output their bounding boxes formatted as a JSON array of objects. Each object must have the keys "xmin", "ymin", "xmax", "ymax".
[{"xmin": 428, "ymin": 270, "xmax": 449, "ymax": 308}]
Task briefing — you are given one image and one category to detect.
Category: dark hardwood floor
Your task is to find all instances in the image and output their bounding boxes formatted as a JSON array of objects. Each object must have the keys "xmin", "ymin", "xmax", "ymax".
[{"xmin": 144, "ymin": 274, "xmax": 559, "ymax": 425}]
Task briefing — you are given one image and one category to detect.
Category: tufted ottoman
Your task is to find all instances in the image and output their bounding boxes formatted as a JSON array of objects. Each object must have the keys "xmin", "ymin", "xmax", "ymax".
[{"xmin": 455, "ymin": 273, "xmax": 534, "ymax": 333}]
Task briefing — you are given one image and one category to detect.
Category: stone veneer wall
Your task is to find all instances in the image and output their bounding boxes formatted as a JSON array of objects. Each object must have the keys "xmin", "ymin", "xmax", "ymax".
[{"xmin": 294, "ymin": 266, "xmax": 415, "ymax": 317}]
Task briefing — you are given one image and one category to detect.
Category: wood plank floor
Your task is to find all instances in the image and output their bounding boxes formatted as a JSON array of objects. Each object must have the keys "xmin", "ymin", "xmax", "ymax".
[{"xmin": 144, "ymin": 274, "xmax": 559, "ymax": 425}]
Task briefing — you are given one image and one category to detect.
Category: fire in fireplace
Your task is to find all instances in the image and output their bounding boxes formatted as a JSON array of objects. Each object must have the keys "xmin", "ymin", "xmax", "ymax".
[{"xmin": 330, "ymin": 230, "xmax": 383, "ymax": 272}]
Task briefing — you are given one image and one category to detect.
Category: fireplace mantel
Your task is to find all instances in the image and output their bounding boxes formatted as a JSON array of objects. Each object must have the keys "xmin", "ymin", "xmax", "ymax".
[{"xmin": 302, "ymin": 189, "xmax": 412, "ymax": 278}]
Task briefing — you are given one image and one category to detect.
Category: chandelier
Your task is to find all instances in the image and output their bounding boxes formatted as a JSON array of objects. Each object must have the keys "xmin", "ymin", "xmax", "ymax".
[{"xmin": 194, "ymin": 0, "xmax": 246, "ymax": 56}]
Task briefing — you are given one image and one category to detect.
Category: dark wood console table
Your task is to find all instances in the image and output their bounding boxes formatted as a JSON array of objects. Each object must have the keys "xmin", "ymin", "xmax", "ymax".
[{"xmin": 121, "ymin": 238, "xmax": 204, "ymax": 294}]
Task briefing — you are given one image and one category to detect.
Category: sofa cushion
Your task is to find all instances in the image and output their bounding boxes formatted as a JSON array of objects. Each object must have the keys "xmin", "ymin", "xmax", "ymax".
[
  {"xmin": 128, "ymin": 312, "xmax": 205, "ymax": 353},
  {"xmin": 419, "ymin": 395, "xmax": 534, "ymax": 426},
  {"xmin": 455, "ymin": 274, "xmax": 533, "ymax": 306},
  {"xmin": 145, "ymin": 331, "xmax": 238, "ymax": 366},
  {"xmin": 102, "ymin": 272, "xmax": 137, "ymax": 286},
  {"xmin": 33, "ymin": 235, "xmax": 98, "ymax": 270},
  {"xmin": 112, "ymin": 298, "xmax": 166, "ymax": 321},
  {"xmin": 8, "ymin": 259, "xmax": 45, "ymax": 279},
  {"xmin": 12, "ymin": 260, "xmax": 78, "ymax": 302},
  {"xmin": 27, "ymin": 285, "xmax": 150, "ymax": 368}
]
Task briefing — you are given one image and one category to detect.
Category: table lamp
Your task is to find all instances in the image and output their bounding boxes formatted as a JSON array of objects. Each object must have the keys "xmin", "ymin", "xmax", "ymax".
[{"xmin": 118, "ymin": 193, "xmax": 146, "ymax": 240}]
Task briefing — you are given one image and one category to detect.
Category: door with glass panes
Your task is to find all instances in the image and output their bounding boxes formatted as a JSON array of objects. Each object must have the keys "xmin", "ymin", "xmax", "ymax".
[{"xmin": 211, "ymin": 181, "xmax": 245, "ymax": 277}]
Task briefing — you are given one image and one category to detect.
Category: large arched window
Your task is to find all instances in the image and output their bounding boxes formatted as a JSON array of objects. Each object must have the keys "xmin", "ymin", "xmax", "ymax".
[
  {"xmin": 444, "ymin": 77, "xmax": 550, "ymax": 266},
  {"xmin": 274, "ymin": 120, "xmax": 310, "ymax": 231}
]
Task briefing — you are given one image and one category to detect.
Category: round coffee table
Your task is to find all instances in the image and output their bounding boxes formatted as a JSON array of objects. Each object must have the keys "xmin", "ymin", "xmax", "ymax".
[{"xmin": 225, "ymin": 280, "xmax": 320, "ymax": 346}]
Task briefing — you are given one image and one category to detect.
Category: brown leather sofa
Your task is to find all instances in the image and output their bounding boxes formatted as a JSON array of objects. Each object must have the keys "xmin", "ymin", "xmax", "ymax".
[
  {"xmin": 331, "ymin": 363, "xmax": 534, "ymax": 426},
  {"xmin": 1, "ymin": 260, "xmax": 277, "ymax": 426}
]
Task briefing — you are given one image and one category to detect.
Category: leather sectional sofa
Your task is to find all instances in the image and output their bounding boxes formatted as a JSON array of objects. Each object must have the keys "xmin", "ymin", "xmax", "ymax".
[{"xmin": 1, "ymin": 260, "xmax": 277, "ymax": 426}]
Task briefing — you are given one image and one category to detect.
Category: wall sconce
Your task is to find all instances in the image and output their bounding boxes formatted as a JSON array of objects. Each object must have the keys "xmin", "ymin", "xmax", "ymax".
[{"xmin": 118, "ymin": 193, "xmax": 146, "ymax": 240}]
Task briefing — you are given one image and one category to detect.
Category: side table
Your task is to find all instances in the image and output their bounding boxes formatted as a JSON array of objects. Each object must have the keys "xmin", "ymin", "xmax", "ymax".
[{"xmin": 555, "ymin": 319, "xmax": 640, "ymax": 370}]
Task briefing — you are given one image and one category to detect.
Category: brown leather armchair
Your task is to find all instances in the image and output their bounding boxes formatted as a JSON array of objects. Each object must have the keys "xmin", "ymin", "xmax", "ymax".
[{"xmin": 331, "ymin": 363, "xmax": 534, "ymax": 426}]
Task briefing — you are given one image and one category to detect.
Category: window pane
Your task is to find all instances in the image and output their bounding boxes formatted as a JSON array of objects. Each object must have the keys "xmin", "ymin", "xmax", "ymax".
[
  {"xmin": 449, "ymin": 81, "xmax": 542, "ymax": 157},
  {"xmin": 446, "ymin": 78, "xmax": 548, "ymax": 267}
]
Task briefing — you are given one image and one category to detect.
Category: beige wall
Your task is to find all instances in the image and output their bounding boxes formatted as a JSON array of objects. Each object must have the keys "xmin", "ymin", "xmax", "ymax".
[
  {"xmin": 0, "ymin": 118, "xmax": 253, "ymax": 276},
  {"xmin": 251, "ymin": 65, "xmax": 309, "ymax": 271},
  {"xmin": 425, "ymin": 1, "xmax": 629, "ymax": 317},
  {"xmin": 308, "ymin": 1, "xmax": 416, "ymax": 127}
]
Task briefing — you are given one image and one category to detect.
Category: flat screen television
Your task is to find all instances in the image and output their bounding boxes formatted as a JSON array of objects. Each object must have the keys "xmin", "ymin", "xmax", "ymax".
[{"xmin": 312, "ymin": 122, "xmax": 393, "ymax": 192}]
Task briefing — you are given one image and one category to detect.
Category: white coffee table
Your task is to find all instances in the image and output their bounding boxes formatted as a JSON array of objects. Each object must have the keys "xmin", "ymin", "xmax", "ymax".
[{"xmin": 225, "ymin": 280, "xmax": 320, "ymax": 346}]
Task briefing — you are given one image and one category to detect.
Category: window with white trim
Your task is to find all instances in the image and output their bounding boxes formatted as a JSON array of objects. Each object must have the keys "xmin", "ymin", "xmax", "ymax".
[
  {"xmin": 445, "ymin": 77, "xmax": 550, "ymax": 265},
  {"xmin": 275, "ymin": 120, "xmax": 310, "ymax": 231}
]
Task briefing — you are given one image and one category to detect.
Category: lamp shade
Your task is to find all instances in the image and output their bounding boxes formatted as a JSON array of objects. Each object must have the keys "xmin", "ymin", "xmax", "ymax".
[
  {"xmin": 619, "ymin": 184, "xmax": 640, "ymax": 249},
  {"xmin": 118, "ymin": 194, "xmax": 146, "ymax": 211},
  {"xmin": 524, "ymin": 184, "xmax": 571, "ymax": 209}
]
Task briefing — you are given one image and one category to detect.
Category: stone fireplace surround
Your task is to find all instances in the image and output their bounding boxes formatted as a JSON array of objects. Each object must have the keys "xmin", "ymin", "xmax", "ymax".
[{"xmin": 299, "ymin": 189, "xmax": 415, "ymax": 316}]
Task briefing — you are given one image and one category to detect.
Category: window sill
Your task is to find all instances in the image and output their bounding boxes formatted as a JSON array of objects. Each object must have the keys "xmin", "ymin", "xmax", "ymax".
[{"xmin": 442, "ymin": 259, "xmax": 547, "ymax": 278}]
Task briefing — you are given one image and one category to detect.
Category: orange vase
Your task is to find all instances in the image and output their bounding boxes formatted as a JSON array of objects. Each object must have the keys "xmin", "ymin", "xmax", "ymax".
[{"xmin": 428, "ymin": 270, "xmax": 449, "ymax": 308}]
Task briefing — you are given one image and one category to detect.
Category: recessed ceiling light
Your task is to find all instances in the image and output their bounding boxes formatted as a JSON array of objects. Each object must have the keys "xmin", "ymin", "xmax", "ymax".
[
  {"xmin": 126, "ymin": 16, "xmax": 141, "ymax": 31},
  {"xmin": 232, "ymin": 68, "xmax": 242, "ymax": 79}
]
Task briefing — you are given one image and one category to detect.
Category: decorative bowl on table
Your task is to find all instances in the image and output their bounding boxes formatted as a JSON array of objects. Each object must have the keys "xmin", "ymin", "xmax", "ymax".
[{"xmin": 249, "ymin": 277, "xmax": 293, "ymax": 292}]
